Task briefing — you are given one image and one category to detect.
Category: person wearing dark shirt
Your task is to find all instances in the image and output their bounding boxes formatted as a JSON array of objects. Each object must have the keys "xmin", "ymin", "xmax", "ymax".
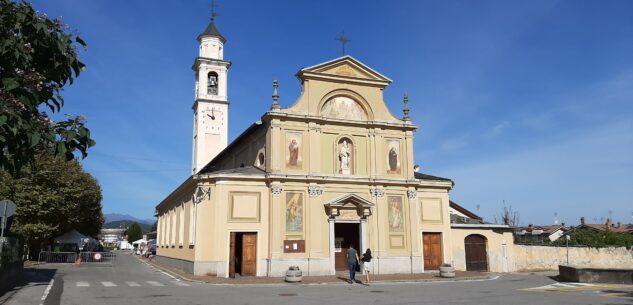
[
  {"xmin": 361, "ymin": 248, "xmax": 373, "ymax": 285},
  {"xmin": 346, "ymin": 244, "xmax": 360, "ymax": 284}
]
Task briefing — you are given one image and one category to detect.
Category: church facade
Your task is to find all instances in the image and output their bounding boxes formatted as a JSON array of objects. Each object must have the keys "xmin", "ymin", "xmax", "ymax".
[{"xmin": 155, "ymin": 18, "xmax": 509, "ymax": 277}]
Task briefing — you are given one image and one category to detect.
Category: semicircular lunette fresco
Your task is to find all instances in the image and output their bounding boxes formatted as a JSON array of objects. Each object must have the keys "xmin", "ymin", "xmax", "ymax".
[{"xmin": 320, "ymin": 96, "xmax": 368, "ymax": 121}]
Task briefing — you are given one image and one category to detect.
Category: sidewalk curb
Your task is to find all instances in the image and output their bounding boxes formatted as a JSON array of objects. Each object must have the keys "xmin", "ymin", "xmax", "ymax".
[
  {"xmin": 139, "ymin": 257, "xmax": 207, "ymax": 284},
  {"xmin": 140, "ymin": 257, "xmax": 499, "ymax": 286}
]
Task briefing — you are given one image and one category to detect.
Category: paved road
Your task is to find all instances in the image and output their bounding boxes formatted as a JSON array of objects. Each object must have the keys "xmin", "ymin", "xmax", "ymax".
[{"xmin": 3, "ymin": 252, "xmax": 632, "ymax": 305}]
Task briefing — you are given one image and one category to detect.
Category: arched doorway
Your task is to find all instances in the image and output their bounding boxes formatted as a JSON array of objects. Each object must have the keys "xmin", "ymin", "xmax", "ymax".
[{"xmin": 465, "ymin": 234, "xmax": 488, "ymax": 271}]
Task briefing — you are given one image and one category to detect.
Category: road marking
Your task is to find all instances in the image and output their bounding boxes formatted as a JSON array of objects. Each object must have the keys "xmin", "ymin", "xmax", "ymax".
[
  {"xmin": 523, "ymin": 282, "xmax": 626, "ymax": 292},
  {"xmin": 147, "ymin": 281, "xmax": 164, "ymax": 286},
  {"xmin": 39, "ymin": 279, "xmax": 54, "ymax": 305},
  {"xmin": 101, "ymin": 281, "xmax": 117, "ymax": 287},
  {"xmin": 76, "ymin": 282, "xmax": 90, "ymax": 287},
  {"xmin": 125, "ymin": 281, "xmax": 141, "ymax": 287},
  {"xmin": 172, "ymin": 281, "xmax": 189, "ymax": 286}
]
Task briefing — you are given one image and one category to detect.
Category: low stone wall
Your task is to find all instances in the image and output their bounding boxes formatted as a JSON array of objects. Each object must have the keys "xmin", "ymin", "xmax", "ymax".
[
  {"xmin": 514, "ymin": 245, "xmax": 633, "ymax": 271},
  {"xmin": 559, "ymin": 265, "xmax": 633, "ymax": 284}
]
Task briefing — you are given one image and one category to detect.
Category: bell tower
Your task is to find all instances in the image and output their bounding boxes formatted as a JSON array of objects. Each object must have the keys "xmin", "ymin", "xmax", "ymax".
[{"xmin": 192, "ymin": 13, "xmax": 231, "ymax": 174}]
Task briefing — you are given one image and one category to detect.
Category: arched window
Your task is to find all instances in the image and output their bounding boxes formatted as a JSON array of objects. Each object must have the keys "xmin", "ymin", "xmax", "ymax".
[{"xmin": 207, "ymin": 72, "xmax": 218, "ymax": 95}]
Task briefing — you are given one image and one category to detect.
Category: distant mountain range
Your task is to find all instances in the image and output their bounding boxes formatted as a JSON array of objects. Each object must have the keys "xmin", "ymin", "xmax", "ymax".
[
  {"xmin": 104, "ymin": 213, "xmax": 154, "ymax": 225},
  {"xmin": 103, "ymin": 220, "xmax": 152, "ymax": 233}
]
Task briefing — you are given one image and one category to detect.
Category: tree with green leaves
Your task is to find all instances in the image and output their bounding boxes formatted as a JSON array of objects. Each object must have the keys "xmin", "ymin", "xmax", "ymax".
[
  {"xmin": 126, "ymin": 223, "xmax": 143, "ymax": 243},
  {"xmin": 553, "ymin": 229, "xmax": 633, "ymax": 248},
  {"xmin": 0, "ymin": 154, "xmax": 104, "ymax": 258},
  {"xmin": 0, "ymin": 0, "xmax": 95, "ymax": 176}
]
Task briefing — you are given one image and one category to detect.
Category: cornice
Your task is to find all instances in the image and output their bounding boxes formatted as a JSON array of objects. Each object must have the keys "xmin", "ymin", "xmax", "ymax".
[
  {"xmin": 193, "ymin": 172, "xmax": 452, "ymax": 190},
  {"xmin": 191, "ymin": 57, "xmax": 232, "ymax": 70},
  {"xmin": 261, "ymin": 111, "xmax": 418, "ymax": 131},
  {"xmin": 296, "ymin": 71, "xmax": 390, "ymax": 88}
]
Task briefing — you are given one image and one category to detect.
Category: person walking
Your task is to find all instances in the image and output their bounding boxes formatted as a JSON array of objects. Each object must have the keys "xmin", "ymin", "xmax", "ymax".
[
  {"xmin": 346, "ymin": 244, "xmax": 360, "ymax": 284},
  {"xmin": 361, "ymin": 248, "xmax": 373, "ymax": 285}
]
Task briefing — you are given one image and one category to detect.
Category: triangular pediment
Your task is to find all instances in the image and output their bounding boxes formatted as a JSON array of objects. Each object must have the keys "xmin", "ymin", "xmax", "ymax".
[
  {"xmin": 324, "ymin": 194, "xmax": 374, "ymax": 218},
  {"xmin": 299, "ymin": 55, "xmax": 392, "ymax": 84},
  {"xmin": 324, "ymin": 194, "xmax": 375, "ymax": 208}
]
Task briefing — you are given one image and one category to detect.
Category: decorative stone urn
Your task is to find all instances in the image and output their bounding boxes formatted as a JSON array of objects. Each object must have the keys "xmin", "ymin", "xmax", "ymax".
[
  {"xmin": 439, "ymin": 264, "xmax": 455, "ymax": 278},
  {"xmin": 285, "ymin": 266, "xmax": 303, "ymax": 282}
]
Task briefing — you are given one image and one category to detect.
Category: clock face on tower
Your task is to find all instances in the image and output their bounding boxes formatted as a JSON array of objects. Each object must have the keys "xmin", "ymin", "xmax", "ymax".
[{"xmin": 201, "ymin": 106, "xmax": 223, "ymax": 135}]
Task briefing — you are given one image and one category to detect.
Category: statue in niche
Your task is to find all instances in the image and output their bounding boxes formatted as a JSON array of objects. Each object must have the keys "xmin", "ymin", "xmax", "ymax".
[
  {"xmin": 389, "ymin": 147, "xmax": 398, "ymax": 172},
  {"xmin": 339, "ymin": 140, "xmax": 351, "ymax": 175},
  {"xmin": 386, "ymin": 139, "xmax": 400, "ymax": 174}
]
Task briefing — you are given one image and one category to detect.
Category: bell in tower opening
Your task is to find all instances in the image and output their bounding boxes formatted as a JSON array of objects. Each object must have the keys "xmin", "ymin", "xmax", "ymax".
[{"xmin": 207, "ymin": 72, "xmax": 219, "ymax": 95}]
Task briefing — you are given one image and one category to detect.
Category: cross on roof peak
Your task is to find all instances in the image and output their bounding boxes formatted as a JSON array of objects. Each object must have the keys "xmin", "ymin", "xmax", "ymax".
[
  {"xmin": 335, "ymin": 32, "xmax": 351, "ymax": 56},
  {"xmin": 210, "ymin": 0, "xmax": 220, "ymax": 22}
]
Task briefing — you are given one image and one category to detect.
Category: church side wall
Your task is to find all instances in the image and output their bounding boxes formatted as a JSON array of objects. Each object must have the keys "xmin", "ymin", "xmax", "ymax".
[
  {"xmin": 156, "ymin": 189, "xmax": 197, "ymax": 273},
  {"xmin": 192, "ymin": 181, "xmax": 270, "ymax": 277}
]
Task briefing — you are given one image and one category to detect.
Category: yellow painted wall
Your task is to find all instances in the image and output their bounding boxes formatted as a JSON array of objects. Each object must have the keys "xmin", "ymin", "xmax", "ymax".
[
  {"xmin": 450, "ymin": 228, "xmax": 515, "ymax": 273},
  {"xmin": 156, "ymin": 190, "xmax": 196, "ymax": 262}
]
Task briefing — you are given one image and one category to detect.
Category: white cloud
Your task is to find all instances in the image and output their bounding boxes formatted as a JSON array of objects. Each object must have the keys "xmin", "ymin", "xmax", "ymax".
[
  {"xmin": 491, "ymin": 121, "xmax": 510, "ymax": 136},
  {"xmin": 440, "ymin": 133, "xmax": 471, "ymax": 152}
]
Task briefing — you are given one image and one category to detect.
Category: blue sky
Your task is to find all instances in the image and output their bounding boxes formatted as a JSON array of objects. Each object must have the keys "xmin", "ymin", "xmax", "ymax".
[{"xmin": 31, "ymin": 0, "xmax": 633, "ymax": 226}]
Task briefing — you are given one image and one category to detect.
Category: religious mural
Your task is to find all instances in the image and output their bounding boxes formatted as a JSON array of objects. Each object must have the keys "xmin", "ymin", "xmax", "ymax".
[
  {"xmin": 285, "ymin": 132, "xmax": 302, "ymax": 169},
  {"xmin": 320, "ymin": 96, "xmax": 368, "ymax": 121},
  {"xmin": 388, "ymin": 196, "xmax": 404, "ymax": 232},
  {"xmin": 285, "ymin": 192, "xmax": 303, "ymax": 233},
  {"xmin": 386, "ymin": 139, "xmax": 401, "ymax": 174}
]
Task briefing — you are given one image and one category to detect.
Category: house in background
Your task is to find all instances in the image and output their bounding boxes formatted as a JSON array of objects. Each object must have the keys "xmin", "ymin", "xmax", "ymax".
[
  {"xmin": 514, "ymin": 224, "xmax": 569, "ymax": 243},
  {"xmin": 574, "ymin": 217, "xmax": 633, "ymax": 234},
  {"xmin": 448, "ymin": 201, "xmax": 515, "ymax": 273},
  {"xmin": 98, "ymin": 228, "xmax": 126, "ymax": 247}
]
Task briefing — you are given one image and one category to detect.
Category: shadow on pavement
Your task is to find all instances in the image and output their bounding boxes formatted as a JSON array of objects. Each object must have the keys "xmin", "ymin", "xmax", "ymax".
[{"xmin": 0, "ymin": 268, "xmax": 57, "ymax": 304}]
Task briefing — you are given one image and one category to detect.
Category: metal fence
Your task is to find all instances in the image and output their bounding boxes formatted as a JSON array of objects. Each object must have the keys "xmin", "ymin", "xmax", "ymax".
[
  {"xmin": 38, "ymin": 251, "xmax": 116, "ymax": 265},
  {"xmin": 79, "ymin": 252, "xmax": 116, "ymax": 265},
  {"xmin": 38, "ymin": 251, "xmax": 77, "ymax": 263}
]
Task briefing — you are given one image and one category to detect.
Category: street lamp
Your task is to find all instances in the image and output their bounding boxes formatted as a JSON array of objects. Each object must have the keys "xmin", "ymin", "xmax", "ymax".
[{"xmin": 565, "ymin": 235, "xmax": 571, "ymax": 265}]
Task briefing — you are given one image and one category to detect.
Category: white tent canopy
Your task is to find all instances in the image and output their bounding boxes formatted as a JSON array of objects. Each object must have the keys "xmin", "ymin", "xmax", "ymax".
[{"xmin": 118, "ymin": 240, "xmax": 134, "ymax": 250}]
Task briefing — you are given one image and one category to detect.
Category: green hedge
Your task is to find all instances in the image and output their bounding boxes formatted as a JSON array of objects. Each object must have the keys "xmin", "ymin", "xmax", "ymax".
[{"xmin": 553, "ymin": 230, "xmax": 633, "ymax": 248}]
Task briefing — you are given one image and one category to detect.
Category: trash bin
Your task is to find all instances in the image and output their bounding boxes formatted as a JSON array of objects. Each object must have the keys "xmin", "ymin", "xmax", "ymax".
[{"xmin": 285, "ymin": 266, "xmax": 302, "ymax": 282}]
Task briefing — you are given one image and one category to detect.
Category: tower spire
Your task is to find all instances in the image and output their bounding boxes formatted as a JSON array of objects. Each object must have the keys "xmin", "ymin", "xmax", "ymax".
[
  {"xmin": 271, "ymin": 79, "xmax": 280, "ymax": 111},
  {"xmin": 403, "ymin": 93, "xmax": 411, "ymax": 121}
]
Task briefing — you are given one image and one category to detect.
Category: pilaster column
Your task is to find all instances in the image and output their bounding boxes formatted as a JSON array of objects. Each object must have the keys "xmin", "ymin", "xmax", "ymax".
[
  {"xmin": 328, "ymin": 218, "xmax": 335, "ymax": 275},
  {"xmin": 360, "ymin": 218, "xmax": 368, "ymax": 254}
]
